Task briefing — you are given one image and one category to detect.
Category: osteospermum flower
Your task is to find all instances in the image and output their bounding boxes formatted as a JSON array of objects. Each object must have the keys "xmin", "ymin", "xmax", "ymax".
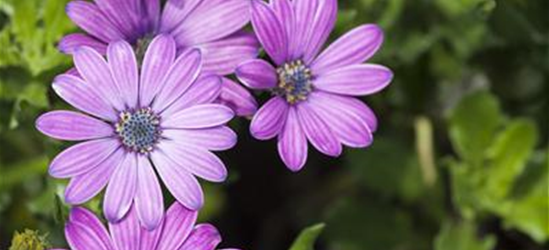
[
  {"xmin": 59, "ymin": 0, "xmax": 259, "ymax": 116},
  {"xmin": 235, "ymin": 0, "xmax": 393, "ymax": 171},
  {"xmin": 36, "ymin": 35, "xmax": 237, "ymax": 230},
  {"xmin": 51, "ymin": 203, "xmax": 241, "ymax": 250}
]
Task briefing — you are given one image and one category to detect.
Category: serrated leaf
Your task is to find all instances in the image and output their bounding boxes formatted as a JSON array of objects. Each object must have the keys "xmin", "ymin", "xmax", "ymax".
[
  {"xmin": 434, "ymin": 220, "xmax": 496, "ymax": 250},
  {"xmin": 289, "ymin": 223, "xmax": 325, "ymax": 250},
  {"xmin": 449, "ymin": 91, "xmax": 502, "ymax": 166}
]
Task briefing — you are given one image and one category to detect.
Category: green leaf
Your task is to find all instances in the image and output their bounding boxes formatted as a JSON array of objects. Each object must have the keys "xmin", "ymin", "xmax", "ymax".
[
  {"xmin": 484, "ymin": 119, "xmax": 538, "ymax": 201},
  {"xmin": 289, "ymin": 223, "xmax": 325, "ymax": 250},
  {"xmin": 434, "ymin": 220, "xmax": 496, "ymax": 250},
  {"xmin": 448, "ymin": 90, "xmax": 502, "ymax": 166}
]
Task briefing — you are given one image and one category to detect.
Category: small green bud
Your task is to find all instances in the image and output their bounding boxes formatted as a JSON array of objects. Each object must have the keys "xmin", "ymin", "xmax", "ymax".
[{"xmin": 9, "ymin": 229, "xmax": 50, "ymax": 250}]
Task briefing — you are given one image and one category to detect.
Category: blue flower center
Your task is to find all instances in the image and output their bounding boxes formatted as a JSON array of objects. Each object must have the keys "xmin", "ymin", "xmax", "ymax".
[
  {"xmin": 275, "ymin": 60, "xmax": 313, "ymax": 104},
  {"xmin": 115, "ymin": 108, "xmax": 161, "ymax": 154}
]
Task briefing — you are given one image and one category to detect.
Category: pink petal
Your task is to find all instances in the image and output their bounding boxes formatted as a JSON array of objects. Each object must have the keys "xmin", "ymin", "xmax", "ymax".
[
  {"xmin": 199, "ymin": 32, "xmax": 260, "ymax": 76},
  {"xmin": 162, "ymin": 104, "xmax": 234, "ymax": 129},
  {"xmin": 66, "ymin": 1, "xmax": 125, "ymax": 42},
  {"xmin": 251, "ymin": 0, "xmax": 288, "ymax": 65},
  {"xmin": 160, "ymin": 75, "xmax": 222, "ymax": 118},
  {"xmin": 58, "ymin": 34, "xmax": 107, "ymax": 55},
  {"xmin": 156, "ymin": 203, "xmax": 198, "ymax": 250},
  {"xmin": 36, "ymin": 111, "xmax": 113, "ymax": 141},
  {"xmin": 109, "ymin": 205, "xmax": 141, "ymax": 250},
  {"xmin": 277, "ymin": 107, "xmax": 307, "ymax": 171},
  {"xmin": 151, "ymin": 151, "xmax": 204, "ymax": 210},
  {"xmin": 52, "ymin": 74, "xmax": 118, "ymax": 122},
  {"xmin": 171, "ymin": 0, "xmax": 251, "ymax": 45},
  {"xmin": 152, "ymin": 49, "xmax": 202, "ymax": 113},
  {"xmin": 158, "ymin": 140, "xmax": 228, "ymax": 183},
  {"xmin": 250, "ymin": 96, "xmax": 289, "ymax": 140},
  {"xmin": 296, "ymin": 101, "xmax": 342, "ymax": 157},
  {"xmin": 178, "ymin": 224, "xmax": 222, "ymax": 250},
  {"xmin": 64, "ymin": 148, "xmax": 124, "ymax": 204},
  {"xmin": 135, "ymin": 155, "xmax": 164, "ymax": 231},
  {"xmin": 160, "ymin": 0, "xmax": 203, "ymax": 33},
  {"xmin": 235, "ymin": 59, "xmax": 277, "ymax": 90},
  {"xmin": 308, "ymin": 92, "xmax": 373, "ymax": 148},
  {"xmin": 314, "ymin": 64, "xmax": 393, "ymax": 96},
  {"xmin": 49, "ymin": 138, "xmax": 120, "ymax": 178},
  {"xmin": 311, "ymin": 24, "xmax": 384, "ymax": 74},
  {"xmin": 140, "ymin": 35, "xmax": 177, "ymax": 107},
  {"xmin": 163, "ymin": 126, "xmax": 237, "ymax": 151},
  {"xmin": 104, "ymin": 152, "xmax": 137, "ymax": 223},
  {"xmin": 301, "ymin": 0, "xmax": 337, "ymax": 63},
  {"xmin": 107, "ymin": 40, "xmax": 139, "ymax": 108},
  {"xmin": 217, "ymin": 77, "xmax": 258, "ymax": 117},
  {"xmin": 73, "ymin": 46, "xmax": 125, "ymax": 112},
  {"xmin": 66, "ymin": 207, "xmax": 114, "ymax": 250}
]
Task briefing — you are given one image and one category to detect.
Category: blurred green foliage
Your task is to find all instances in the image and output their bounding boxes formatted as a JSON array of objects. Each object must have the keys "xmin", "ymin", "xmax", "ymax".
[{"xmin": 0, "ymin": 0, "xmax": 547, "ymax": 249}]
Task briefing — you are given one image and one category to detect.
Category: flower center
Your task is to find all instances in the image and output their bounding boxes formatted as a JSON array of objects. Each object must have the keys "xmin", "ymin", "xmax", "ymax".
[
  {"xmin": 115, "ymin": 108, "xmax": 161, "ymax": 154},
  {"xmin": 275, "ymin": 60, "xmax": 313, "ymax": 104}
]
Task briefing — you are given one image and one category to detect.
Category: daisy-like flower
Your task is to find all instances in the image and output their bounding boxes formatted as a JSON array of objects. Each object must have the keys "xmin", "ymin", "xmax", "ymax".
[
  {"xmin": 59, "ymin": 0, "xmax": 259, "ymax": 116},
  {"xmin": 51, "ymin": 203, "xmax": 241, "ymax": 250},
  {"xmin": 36, "ymin": 35, "xmax": 236, "ymax": 230},
  {"xmin": 236, "ymin": 0, "xmax": 393, "ymax": 171}
]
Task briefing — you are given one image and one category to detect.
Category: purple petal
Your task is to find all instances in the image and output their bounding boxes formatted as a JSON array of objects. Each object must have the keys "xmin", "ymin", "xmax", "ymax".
[
  {"xmin": 160, "ymin": 0, "xmax": 203, "ymax": 33},
  {"xmin": 308, "ymin": 92, "xmax": 373, "ymax": 148},
  {"xmin": 301, "ymin": 0, "xmax": 337, "ymax": 63},
  {"xmin": 314, "ymin": 64, "xmax": 393, "ymax": 96},
  {"xmin": 296, "ymin": 101, "xmax": 342, "ymax": 157},
  {"xmin": 36, "ymin": 111, "xmax": 113, "ymax": 141},
  {"xmin": 140, "ymin": 223, "xmax": 164, "ymax": 250},
  {"xmin": 49, "ymin": 138, "xmax": 119, "ymax": 178},
  {"xmin": 235, "ymin": 59, "xmax": 277, "ymax": 90},
  {"xmin": 109, "ymin": 206, "xmax": 141, "ymax": 250},
  {"xmin": 74, "ymin": 46, "xmax": 125, "ymax": 112},
  {"xmin": 217, "ymin": 77, "xmax": 258, "ymax": 117},
  {"xmin": 135, "ymin": 155, "xmax": 164, "ymax": 231},
  {"xmin": 271, "ymin": 0, "xmax": 296, "ymax": 59},
  {"xmin": 104, "ymin": 153, "xmax": 137, "ymax": 223},
  {"xmin": 151, "ymin": 49, "xmax": 202, "ymax": 113},
  {"xmin": 315, "ymin": 91, "xmax": 378, "ymax": 132},
  {"xmin": 156, "ymin": 203, "xmax": 198, "ymax": 250},
  {"xmin": 52, "ymin": 74, "xmax": 117, "ymax": 121},
  {"xmin": 94, "ymin": 0, "xmax": 144, "ymax": 40},
  {"xmin": 277, "ymin": 107, "xmax": 307, "ymax": 171},
  {"xmin": 311, "ymin": 24, "xmax": 384, "ymax": 74},
  {"xmin": 171, "ymin": 0, "xmax": 251, "ymax": 45},
  {"xmin": 250, "ymin": 96, "xmax": 289, "ymax": 140},
  {"xmin": 178, "ymin": 224, "xmax": 221, "ymax": 250},
  {"xmin": 66, "ymin": 207, "xmax": 114, "ymax": 250},
  {"xmin": 64, "ymin": 148, "xmax": 124, "ymax": 204},
  {"xmin": 163, "ymin": 126, "xmax": 237, "ymax": 151},
  {"xmin": 251, "ymin": 0, "xmax": 288, "ymax": 65},
  {"xmin": 107, "ymin": 40, "xmax": 139, "ymax": 108},
  {"xmin": 140, "ymin": 35, "xmax": 177, "ymax": 107},
  {"xmin": 151, "ymin": 151, "xmax": 204, "ymax": 210},
  {"xmin": 162, "ymin": 104, "xmax": 234, "ymax": 129},
  {"xmin": 199, "ymin": 32, "xmax": 260, "ymax": 76},
  {"xmin": 143, "ymin": 0, "xmax": 161, "ymax": 33},
  {"xmin": 161, "ymin": 75, "xmax": 222, "ymax": 118},
  {"xmin": 158, "ymin": 140, "xmax": 228, "ymax": 183},
  {"xmin": 66, "ymin": 1, "xmax": 124, "ymax": 42},
  {"xmin": 58, "ymin": 34, "xmax": 107, "ymax": 54},
  {"xmin": 292, "ymin": 0, "xmax": 318, "ymax": 60}
]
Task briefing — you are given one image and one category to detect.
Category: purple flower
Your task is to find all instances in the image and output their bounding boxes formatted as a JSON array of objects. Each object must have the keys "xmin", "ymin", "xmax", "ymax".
[
  {"xmin": 235, "ymin": 0, "xmax": 393, "ymax": 171},
  {"xmin": 37, "ymin": 35, "xmax": 237, "ymax": 230},
  {"xmin": 59, "ymin": 0, "xmax": 259, "ymax": 116},
  {"xmin": 50, "ymin": 203, "xmax": 241, "ymax": 250}
]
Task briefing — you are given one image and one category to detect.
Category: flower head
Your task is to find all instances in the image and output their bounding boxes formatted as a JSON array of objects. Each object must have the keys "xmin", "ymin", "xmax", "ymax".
[
  {"xmin": 236, "ymin": 0, "xmax": 393, "ymax": 171},
  {"xmin": 59, "ymin": 0, "xmax": 259, "ymax": 116},
  {"xmin": 51, "ymin": 204, "xmax": 241, "ymax": 250},
  {"xmin": 37, "ymin": 35, "xmax": 237, "ymax": 230}
]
